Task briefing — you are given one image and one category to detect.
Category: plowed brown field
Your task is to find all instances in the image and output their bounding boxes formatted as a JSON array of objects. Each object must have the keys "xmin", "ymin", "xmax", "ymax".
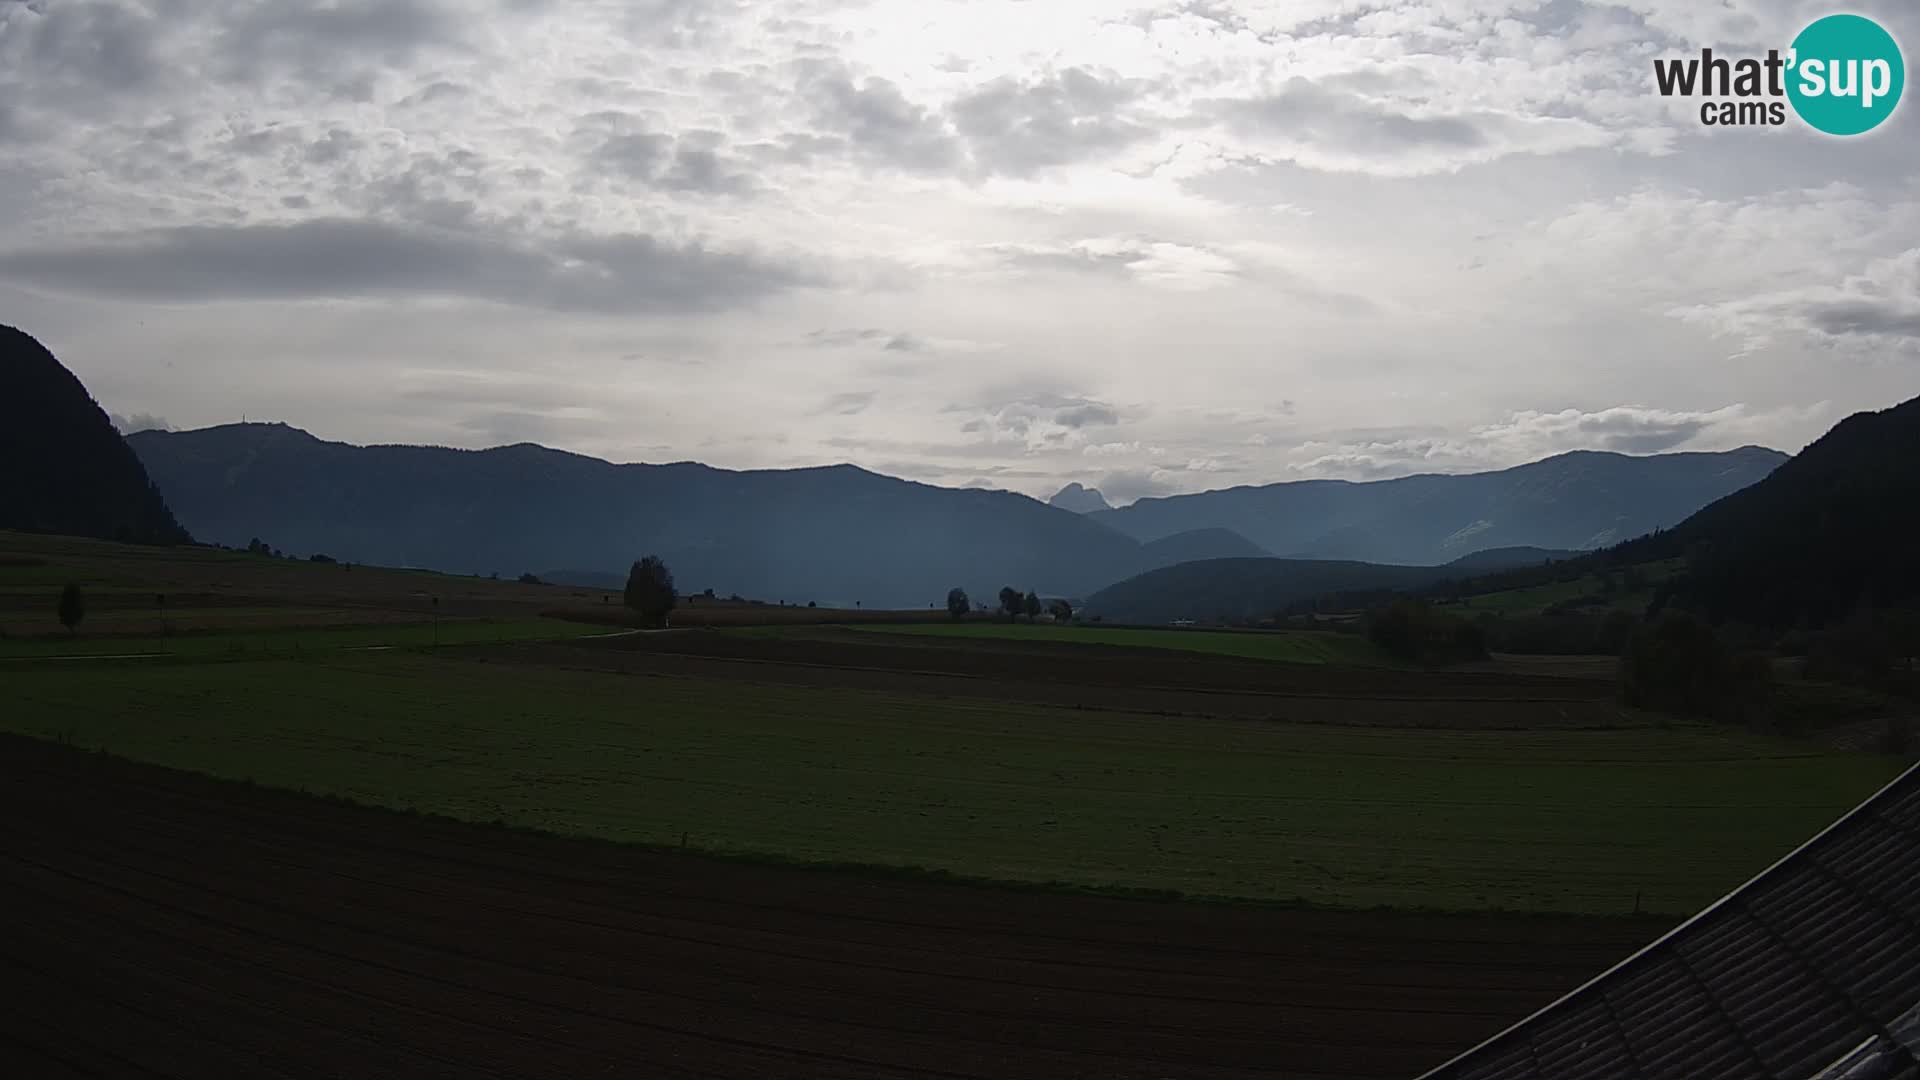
[{"xmin": 0, "ymin": 734, "xmax": 1667, "ymax": 1079}]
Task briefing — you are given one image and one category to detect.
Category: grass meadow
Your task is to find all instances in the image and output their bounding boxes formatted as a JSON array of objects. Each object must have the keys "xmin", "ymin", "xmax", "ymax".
[{"xmin": 5, "ymin": 648, "xmax": 1901, "ymax": 914}]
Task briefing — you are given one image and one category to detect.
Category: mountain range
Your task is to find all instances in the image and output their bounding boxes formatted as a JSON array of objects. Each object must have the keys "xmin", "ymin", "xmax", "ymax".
[
  {"xmin": 0, "ymin": 325, "xmax": 1799, "ymax": 609},
  {"xmin": 127, "ymin": 422, "xmax": 1148, "ymax": 607},
  {"xmin": 1088, "ymin": 447, "xmax": 1787, "ymax": 566},
  {"xmin": 129, "ymin": 420, "xmax": 1784, "ymax": 609}
]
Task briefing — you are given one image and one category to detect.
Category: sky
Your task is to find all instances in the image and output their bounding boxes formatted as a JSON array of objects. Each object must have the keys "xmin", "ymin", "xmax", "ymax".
[{"xmin": 2, "ymin": 0, "xmax": 1917, "ymax": 505}]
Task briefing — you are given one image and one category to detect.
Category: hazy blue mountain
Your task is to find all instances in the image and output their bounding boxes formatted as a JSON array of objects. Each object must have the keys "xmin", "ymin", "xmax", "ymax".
[
  {"xmin": 1, "ymin": 325, "xmax": 189, "ymax": 545},
  {"xmin": 1085, "ymin": 558, "xmax": 1455, "ymax": 624},
  {"xmin": 1088, "ymin": 447, "xmax": 1787, "ymax": 565},
  {"xmin": 1047, "ymin": 483, "xmax": 1113, "ymax": 513},
  {"xmin": 128, "ymin": 423, "xmax": 1148, "ymax": 607},
  {"xmin": 1139, "ymin": 527, "xmax": 1271, "ymax": 565}
]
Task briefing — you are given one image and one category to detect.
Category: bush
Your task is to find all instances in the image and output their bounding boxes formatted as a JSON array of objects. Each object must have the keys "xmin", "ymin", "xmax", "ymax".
[
  {"xmin": 1619, "ymin": 611, "xmax": 1770, "ymax": 724},
  {"xmin": 57, "ymin": 582, "xmax": 85, "ymax": 633},
  {"xmin": 1366, "ymin": 600, "xmax": 1487, "ymax": 664}
]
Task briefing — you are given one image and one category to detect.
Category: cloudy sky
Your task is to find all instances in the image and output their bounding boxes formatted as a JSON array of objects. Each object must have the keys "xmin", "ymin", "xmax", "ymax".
[{"xmin": 2, "ymin": 0, "xmax": 1917, "ymax": 503}]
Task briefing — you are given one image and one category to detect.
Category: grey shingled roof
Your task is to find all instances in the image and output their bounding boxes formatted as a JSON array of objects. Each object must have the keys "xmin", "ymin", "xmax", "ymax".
[{"xmin": 1419, "ymin": 763, "xmax": 1920, "ymax": 1080}]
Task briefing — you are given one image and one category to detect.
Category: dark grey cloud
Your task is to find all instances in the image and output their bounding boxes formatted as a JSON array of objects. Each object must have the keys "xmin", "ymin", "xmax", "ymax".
[
  {"xmin": 1805, "ymin": 301, "xmax": 1920, "ymax": 340},
  {"xmin": 798, "ymin": 60, "xmax": 964, "ymax": 173},
  {"xmin": 1054, "ymin": 402, "xmax": 1119, "ymax": 428},
  {"xmin": 818, "ymin": 391, "xmax": 876, "ymax": 416},
  {"xmin": 214, "ymin": 0, "xmax": 466, "ymax": 88},
  {"xmin": 1219, "ymin": 78, "xmax": 1487, "ymax": 155},
  {"xmin": 803, "ymin": 328, "xmax": 926, "ymax": 352},
  {"xmin": 398, "ymin": 80, "xmax": 469, "ymax": 108},
  {"xmin": 0, "ymin": 218, "xmax": 817, "ymax": 312},
  {"xmin": 584, "ymin": 119, "xmax": 757, "ymax": 196},
  {"xmin": 950, "ymin": 68, "xmax": 1156, "ymax": 177},
  {"xmin": 2, "ymin": 0, "xmax": 165, "ymax": 94},
  {"xmin": 305, "ymin": 128, "xmax": 361, "ymax": 165}
]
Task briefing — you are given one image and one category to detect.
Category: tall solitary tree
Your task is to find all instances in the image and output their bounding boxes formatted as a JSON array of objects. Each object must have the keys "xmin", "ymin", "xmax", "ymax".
[
  {"xmin": 1023, "ymin": 590, "xmax": 1041, "ymax": 623},
  {"xmin": 625, "ymin": 555, "xmax": 677, "ymax": 627},
  {"xmin": 998, "ymin": 586, "xmax": 1022, "ymax": 623},
  {"xmin": 946, "ymin": 588, "xmax": 970, "ymax": 620},
  {"xmin": 57, "ymin": 582, "xmax": 85, "ymax": 634}
]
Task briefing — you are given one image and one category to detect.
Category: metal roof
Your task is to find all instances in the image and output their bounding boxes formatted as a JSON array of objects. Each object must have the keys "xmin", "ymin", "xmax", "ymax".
[{"xmin": 1419, "ymin": 762, "xmax": 1920, "ymax": 1080}]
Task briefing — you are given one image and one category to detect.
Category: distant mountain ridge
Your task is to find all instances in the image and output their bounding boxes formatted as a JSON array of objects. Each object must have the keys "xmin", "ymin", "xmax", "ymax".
[
  {"xmin": 1139, "ymin": 528, "xmax": 1272, "ymax": 564},
  {"xmin": 127, "ymin": 423, "xmax": 1788, "ymax": 610},
  {"xmin": 1090, "ymin": 447, "xmax": 1787, "ymax": 566},
  {"xmin": 0, "ymin": 325, "xmax": 189, "ymax": 545},
  {"xmin": 129, "ymin": 422, "xmax": 1144, "ymax": 607},
  {"xmin": 1047, "ymin": 483, "xmax": 1113, "ymax": 513}
]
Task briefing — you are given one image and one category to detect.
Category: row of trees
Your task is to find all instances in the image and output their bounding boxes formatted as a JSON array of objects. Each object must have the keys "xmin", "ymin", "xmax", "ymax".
[{"xmin": 944, "ymin": 587, "xmax": 1072, "ymax": 623}]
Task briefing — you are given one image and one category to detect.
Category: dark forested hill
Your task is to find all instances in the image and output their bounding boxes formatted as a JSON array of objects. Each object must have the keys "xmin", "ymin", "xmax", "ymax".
[
  {"xmin": 129, "ymin": 423, "xmax": 1148, "ymax": 607},
  {"xmin": 0, "ymin": 325, "xmax": 188, "ymax": 545},
  {"xmin": 1138, "ymin": 528, "xmax": 1271, "ymax": 564},
  {"xmin": 1083, "ymin": 558, "xmax": 1454, "ymax": 624},
  {"xmin": 1444, "ymin": 546, "xmax": 1583, "ymax": 571},
  {"xmin": 1612, "ymin": 395, "xmax": 1920, "ymax": 629},
  {"xmin": 1090, "ymin": 447, "xmax": 1786, "ymax": 565}
]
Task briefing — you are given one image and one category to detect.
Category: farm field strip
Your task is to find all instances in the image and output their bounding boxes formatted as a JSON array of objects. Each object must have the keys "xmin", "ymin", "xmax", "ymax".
[
  {"xmin": 4, "ymin": 650, "xmax": 1901, "ymax": 913},
  {"xmin": 0, "ymin": 736, "xmax": 1670, "ymax": 1079},
  {"xmin": 0, "ymin": 617, "xmax": 607, "ymax": 658},
  {"xmin": 490, "ymin": 641, "xmax": 1644, "ymax": 729},
  {"xmin": 853, "ymin": 622, "xmax": 1391, "ymax": 666},
  {"xmin": 32, "ymin": 767, "xmax": 1618, "ymax": 1003}
]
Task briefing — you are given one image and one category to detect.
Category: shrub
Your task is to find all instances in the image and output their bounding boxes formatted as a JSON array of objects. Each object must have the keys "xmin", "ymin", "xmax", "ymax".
[{"xmin": 1619, "ymin": 611, "xmax": 1771, "ymax": 724}]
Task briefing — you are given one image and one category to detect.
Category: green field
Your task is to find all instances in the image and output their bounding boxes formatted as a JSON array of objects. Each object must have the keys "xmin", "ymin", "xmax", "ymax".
[
  {"xmin": 5, "ymin": 648, "xmax": 1901, "ymax": 914},
  {"xmin": 1440, "ymin": 559, "xmax": 1688, "ymax": 617},
  {"xmin": 857, "ymin": 621, "xmax": 1390, "ymax": 666},
  {"xmin": 0, "ymin": 618, "xmax": 610, "ymax": 658}
]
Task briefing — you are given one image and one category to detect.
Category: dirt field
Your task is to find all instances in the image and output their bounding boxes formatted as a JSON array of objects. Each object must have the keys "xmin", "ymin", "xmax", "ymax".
[{"xmin": 0, "ymin": 734, "xmax": 1669, "ymax": 1080}]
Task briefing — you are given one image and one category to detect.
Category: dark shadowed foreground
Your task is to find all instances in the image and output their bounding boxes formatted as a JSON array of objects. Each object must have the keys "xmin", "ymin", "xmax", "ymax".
[
  {"xmin": 0, "ymin": 735, "xmax": 1667, "ymax": 1079},
  {"xmin": 1423, "ymin": 761, "xmax": 1920, "ymax": 1080}
]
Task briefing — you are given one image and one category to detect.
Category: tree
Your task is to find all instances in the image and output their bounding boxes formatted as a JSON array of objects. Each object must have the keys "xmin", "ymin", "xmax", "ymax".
[
  {"xmin": 1024, "ymin": 590, "xmax": 1041, "ymax": 623},
  {"xmin": 998, "ymin": 586, "xmax": 1022, "ymax": 623},
  {"xmin": 57, "ymin": 582, "xmax": 84, "ymax": 634},
  {"xmin": 624, "ymin": 555, "xmax": 677, "ymax": 627},
  {"xmin": 1619, "ymin": 610, "xmax": 1769, "ymax": 723},
  {"xmin": 518, "ymin": 572, "xmax": 543, "ymax": 585},
  {"xmin": 1048, "ymin": 598, "xmax": 1073, "ymax": 622},
  {"xmin": 946, "ymin": 588, "xmax": 970, "ymax": 620}
]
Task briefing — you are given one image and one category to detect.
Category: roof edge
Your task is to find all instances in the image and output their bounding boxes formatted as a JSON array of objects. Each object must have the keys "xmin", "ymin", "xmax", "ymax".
[{"xmin": 1415, "ymin": 759, "xmax": 1920, "ymax": 1080}]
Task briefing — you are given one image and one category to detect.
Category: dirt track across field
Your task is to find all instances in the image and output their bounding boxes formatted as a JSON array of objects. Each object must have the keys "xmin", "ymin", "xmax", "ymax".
[{"xmin": 0, "ymin": 735, "xmax": 1667, "ymax": 1079}]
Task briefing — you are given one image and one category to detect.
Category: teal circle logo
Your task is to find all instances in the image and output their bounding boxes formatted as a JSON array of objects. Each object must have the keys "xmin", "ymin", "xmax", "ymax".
[{"xmin": 1787, "ymin": 14, "xmax": 1905, "ymax": 135}]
